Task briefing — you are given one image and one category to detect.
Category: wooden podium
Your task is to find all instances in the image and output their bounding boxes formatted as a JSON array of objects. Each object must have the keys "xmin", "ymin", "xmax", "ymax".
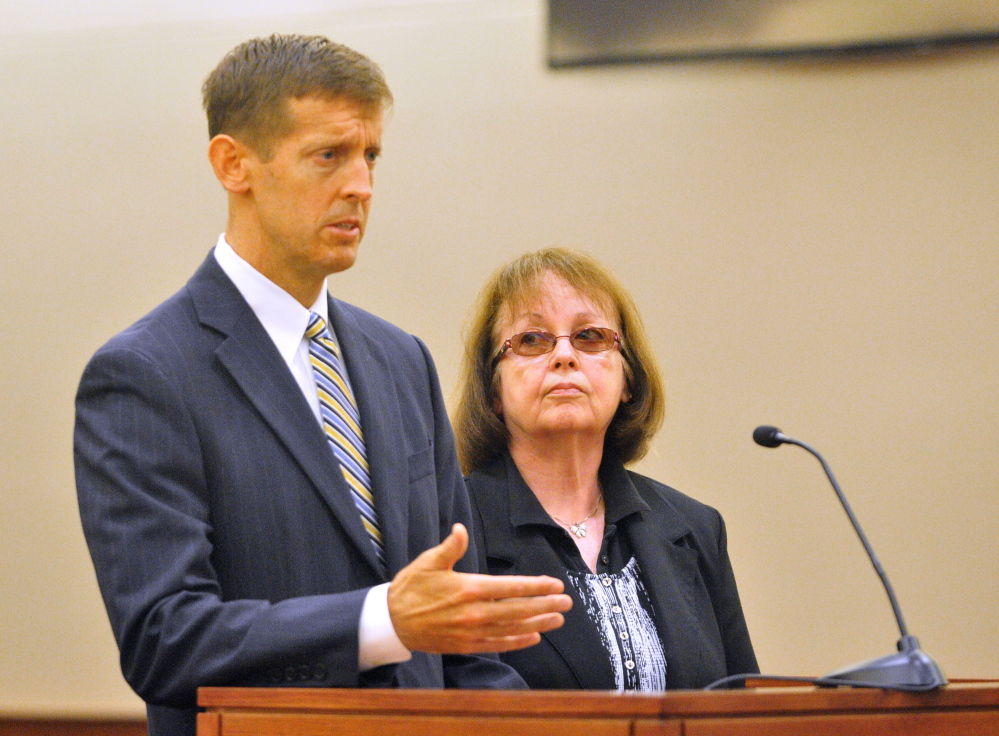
[{"xmin": 198, "ymin": 682, "xmax": 999, "ymax": 735}]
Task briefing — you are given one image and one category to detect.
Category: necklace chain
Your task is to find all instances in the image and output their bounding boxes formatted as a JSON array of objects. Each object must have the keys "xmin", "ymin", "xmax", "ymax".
[{"xmin": 549, "ymin": 496, "xmax": 603, "ymax": 539}]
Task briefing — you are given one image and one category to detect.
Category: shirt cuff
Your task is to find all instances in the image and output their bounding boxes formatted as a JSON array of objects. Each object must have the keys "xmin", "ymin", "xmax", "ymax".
[{"xmin": 358, "ymin": 582, "xmax": 412, "ymax": 672}]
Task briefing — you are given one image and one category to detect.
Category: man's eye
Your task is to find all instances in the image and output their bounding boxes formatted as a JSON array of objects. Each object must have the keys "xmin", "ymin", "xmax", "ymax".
[{"xmin": 365, "ymin": 151, "xmax": 379, "ymax": 164}]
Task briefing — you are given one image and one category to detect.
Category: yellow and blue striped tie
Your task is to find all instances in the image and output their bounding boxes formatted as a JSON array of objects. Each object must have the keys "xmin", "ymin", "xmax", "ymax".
[{"xmin": 306, "ymin": 313, "xmax": 385, "ymax": 569}]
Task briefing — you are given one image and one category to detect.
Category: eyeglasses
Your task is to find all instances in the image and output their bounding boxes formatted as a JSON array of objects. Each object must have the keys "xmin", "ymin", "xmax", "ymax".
[{"xmin": 494, "ymin": 327, "xmax": 620, "ymax": 364}]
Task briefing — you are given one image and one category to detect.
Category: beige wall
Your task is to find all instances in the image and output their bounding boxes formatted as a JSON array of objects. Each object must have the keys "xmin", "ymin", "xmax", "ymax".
[{"xmin": 1, "ymin": 0, "xmax": 996, "ymax": 717}]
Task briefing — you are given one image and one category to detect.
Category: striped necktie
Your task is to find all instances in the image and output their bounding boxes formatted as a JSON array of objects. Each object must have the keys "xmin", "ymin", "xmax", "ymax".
[{"xmin": 305, "ymin": 312, "xmax": 385, "ymax": 569}]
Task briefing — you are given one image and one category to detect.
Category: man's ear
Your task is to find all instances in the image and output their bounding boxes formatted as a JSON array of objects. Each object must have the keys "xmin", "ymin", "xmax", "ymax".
[{"xmin": 207, "ymin": 134, "xmax": 253, "ymax": 194}]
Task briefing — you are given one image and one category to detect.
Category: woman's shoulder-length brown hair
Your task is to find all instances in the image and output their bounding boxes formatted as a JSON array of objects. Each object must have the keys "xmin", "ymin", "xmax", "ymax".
[{"xmin": 453, "ymin": 247, "xmax": 665, "ymax": 475}]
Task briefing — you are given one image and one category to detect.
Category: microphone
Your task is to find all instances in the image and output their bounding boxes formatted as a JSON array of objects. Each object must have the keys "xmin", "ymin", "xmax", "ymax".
[
  {"xmin": 753, "ymin": 425, "xmax": 947, "ymax": 691},
  {"xmin": 752, "ymin": 424, "xmax": 785, "ymax": 448}
]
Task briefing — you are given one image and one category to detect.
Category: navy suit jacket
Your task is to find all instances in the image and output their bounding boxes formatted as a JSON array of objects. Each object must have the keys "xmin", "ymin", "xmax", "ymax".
[
  {"xmin": 467, "ymin": 455, "xmax": 758, "ymax": 690},
  {"xmin": 75, "ymin": 253, "xmax": 521, "ymax": 735}
]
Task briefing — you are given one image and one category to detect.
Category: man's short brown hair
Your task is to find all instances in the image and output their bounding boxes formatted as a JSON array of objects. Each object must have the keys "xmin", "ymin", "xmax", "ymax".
[
  {"xmin": 453, "ymin": 248, "xmax": 666, "ymax": 474},
  {"xmin": 202, "ymin": 33, "xmax": 392, "ymax": 159}
]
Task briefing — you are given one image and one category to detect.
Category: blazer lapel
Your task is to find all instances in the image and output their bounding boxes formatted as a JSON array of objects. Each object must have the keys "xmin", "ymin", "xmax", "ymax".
[
  {"xmin": 625, "ymin": 478, "xmax": 706, "ymax": 688},
  {"xmin": 187, "ymin": 255, "xmax": 382, "ymax": 575},
  {"xmin": 512, "ymin": 546, "xmax": 618, "ymax": 689},
  {"xmin": 326, "ymin": 297, "xmax": 408, "ymax": 577},
  {"xmin": 476, "ymin": 459, "xmax": 616, "ymax": 689}
]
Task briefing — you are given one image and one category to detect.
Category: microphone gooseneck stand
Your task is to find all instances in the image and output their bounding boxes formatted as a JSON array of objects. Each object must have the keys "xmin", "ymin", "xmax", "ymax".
[{"xmin": 708, "ymin": 426, "xmax": 947, "ymax": 692}]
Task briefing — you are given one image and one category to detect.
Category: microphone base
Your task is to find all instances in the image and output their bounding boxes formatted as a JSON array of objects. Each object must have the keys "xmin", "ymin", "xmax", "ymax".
[{"xmin": 817, "ymin": 635, "xmax": 947, "ymax": 691}]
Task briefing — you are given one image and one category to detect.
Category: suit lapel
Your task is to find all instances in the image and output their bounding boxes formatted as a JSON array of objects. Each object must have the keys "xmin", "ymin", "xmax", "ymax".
[
  {"xmin": 326, "ymin": 297, "xmax": 409, "ymax": 576},
  {"xmin": 187, "ymin": 255, "xmax": 383, "ymax": 575}
]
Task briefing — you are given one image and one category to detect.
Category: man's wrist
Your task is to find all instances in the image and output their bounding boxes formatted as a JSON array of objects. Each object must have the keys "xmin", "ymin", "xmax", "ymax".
[{"xmin": 358, "ymin": 582, "xmax": 411, "ymax": 671}]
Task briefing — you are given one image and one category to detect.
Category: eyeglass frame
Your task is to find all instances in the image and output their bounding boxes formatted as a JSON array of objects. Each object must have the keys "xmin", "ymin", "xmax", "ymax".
[{"xmin": 492, "ymin": 327, "xmax": 621, "ymax": 366}]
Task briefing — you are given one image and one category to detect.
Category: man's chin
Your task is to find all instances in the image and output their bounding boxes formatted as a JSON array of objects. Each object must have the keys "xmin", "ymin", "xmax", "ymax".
[{"xmin": 323, "ymin": 243, "xmax": 360, "ymax": 274}]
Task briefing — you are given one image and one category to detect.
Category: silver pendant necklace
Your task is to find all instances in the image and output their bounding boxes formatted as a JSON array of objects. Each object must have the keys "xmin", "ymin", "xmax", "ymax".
[{"xmin": 550, "ymin": 496, "xmax": 603, "ymax": 539}]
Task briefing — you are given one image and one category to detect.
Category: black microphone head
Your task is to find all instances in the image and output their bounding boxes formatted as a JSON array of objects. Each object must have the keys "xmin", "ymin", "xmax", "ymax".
[{"xmin": 753, "ymin": 425, "xmax": 785, "ymax": 448}]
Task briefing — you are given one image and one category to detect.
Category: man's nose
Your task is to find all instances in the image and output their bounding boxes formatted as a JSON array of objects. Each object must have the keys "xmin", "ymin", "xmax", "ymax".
[{"xmin": 343, "ymin": 156, "xmax": 373, "ymax": 201}]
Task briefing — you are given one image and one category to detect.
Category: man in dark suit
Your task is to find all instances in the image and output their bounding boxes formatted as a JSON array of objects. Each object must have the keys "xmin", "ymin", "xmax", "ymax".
[{"xmin": 74, "ymin": 34, "xmax": 570, "ymax": 736}]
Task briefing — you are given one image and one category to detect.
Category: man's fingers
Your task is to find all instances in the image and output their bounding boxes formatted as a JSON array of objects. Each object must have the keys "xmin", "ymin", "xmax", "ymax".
[
  {"xmin": 464, "ymin": 633, "xmax": 544, "ymax": 654},
  {"xmin": 472, "ymin": 610, "xmax": 568, "ymax": 638},
  {"xmin": 460, "ymin": 572, "xmax": 567, "ymax": 600},
  {"xmin": 388, "ymin": 541, "xmax": 573, "ymax": 655},
  {"xmin": 457, "ymin": 597, "xmax": 570, "ymax": 636},
  {"xmin": 413, "ymin": 523, "xmax": 469, "ymax": 572},
  {"xmin": 505, "ymin": 595, "xmax": 572, "ymax": 618},
  {"xmin": 440, "ymin": 617, "xmax": 566, "ymax": 654},
  {"xmin": 476, "ymin": 593, "xmax": 573, "ymax": 622}
]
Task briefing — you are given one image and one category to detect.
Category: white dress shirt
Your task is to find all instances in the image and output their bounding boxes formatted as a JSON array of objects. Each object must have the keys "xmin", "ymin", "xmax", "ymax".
[{"xmin": 213, "ymin": 234, "xmax": 411, "ymax": 672}]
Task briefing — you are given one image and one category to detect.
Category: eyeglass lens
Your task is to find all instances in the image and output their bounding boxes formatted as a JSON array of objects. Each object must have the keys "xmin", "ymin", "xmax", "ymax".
[{"xmin": 509, "ymin": 328, "xmax": 617, "ymax": 356}]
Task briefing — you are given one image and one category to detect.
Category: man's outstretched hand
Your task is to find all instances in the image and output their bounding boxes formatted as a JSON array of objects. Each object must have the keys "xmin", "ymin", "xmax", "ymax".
[{"xmin": 387, "ymin": 523, "xmax": 572, "ymax": 654}]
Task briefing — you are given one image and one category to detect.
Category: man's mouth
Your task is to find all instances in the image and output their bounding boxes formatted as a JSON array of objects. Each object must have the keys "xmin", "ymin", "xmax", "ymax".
[{"xmin": 327, "ymin": 218, "xmax": 362, "ymax": 236}]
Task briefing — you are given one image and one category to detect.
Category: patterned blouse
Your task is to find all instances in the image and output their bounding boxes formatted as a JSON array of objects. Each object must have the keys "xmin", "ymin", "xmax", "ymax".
[{"xmin": 566, "ymin": 557, "xmax": 667, "ymax": 690}]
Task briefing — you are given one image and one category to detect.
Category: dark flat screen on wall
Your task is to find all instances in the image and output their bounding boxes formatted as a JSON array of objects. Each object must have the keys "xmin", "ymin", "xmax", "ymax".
[{"xmin": 548, "ymin": 1, "xmax": 999, "ymax": 66}]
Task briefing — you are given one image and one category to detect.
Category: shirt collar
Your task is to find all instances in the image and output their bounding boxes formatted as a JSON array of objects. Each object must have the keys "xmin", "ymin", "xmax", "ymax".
[
  {"xmin": 213, "ymin": 234, "xmax": 330, "ymax": 361},
  {"xmin": 503, "ymin": 453, "xmax": 650, "ymax": 530}
]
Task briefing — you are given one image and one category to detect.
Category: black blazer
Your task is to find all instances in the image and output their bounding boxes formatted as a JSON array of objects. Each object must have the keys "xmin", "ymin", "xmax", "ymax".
[
  {"xmin": 75, "ymin": 253, "xmax": 521, "ymax": 736},
  {"xmin": 466, "ymin": 454, "xmax": 758, "ymax": 690}
]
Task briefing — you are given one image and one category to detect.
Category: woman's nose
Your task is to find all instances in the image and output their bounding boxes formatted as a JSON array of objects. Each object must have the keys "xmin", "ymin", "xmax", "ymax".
[{"xmin": 548, "ymin": 335, "xmax": 578, "ymax": 368}]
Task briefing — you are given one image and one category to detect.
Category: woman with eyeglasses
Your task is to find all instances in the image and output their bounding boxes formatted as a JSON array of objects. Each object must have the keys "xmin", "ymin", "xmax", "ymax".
[{"xmin": 453, "ymin": 248, "xmax": 757, "ymax": 691}]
